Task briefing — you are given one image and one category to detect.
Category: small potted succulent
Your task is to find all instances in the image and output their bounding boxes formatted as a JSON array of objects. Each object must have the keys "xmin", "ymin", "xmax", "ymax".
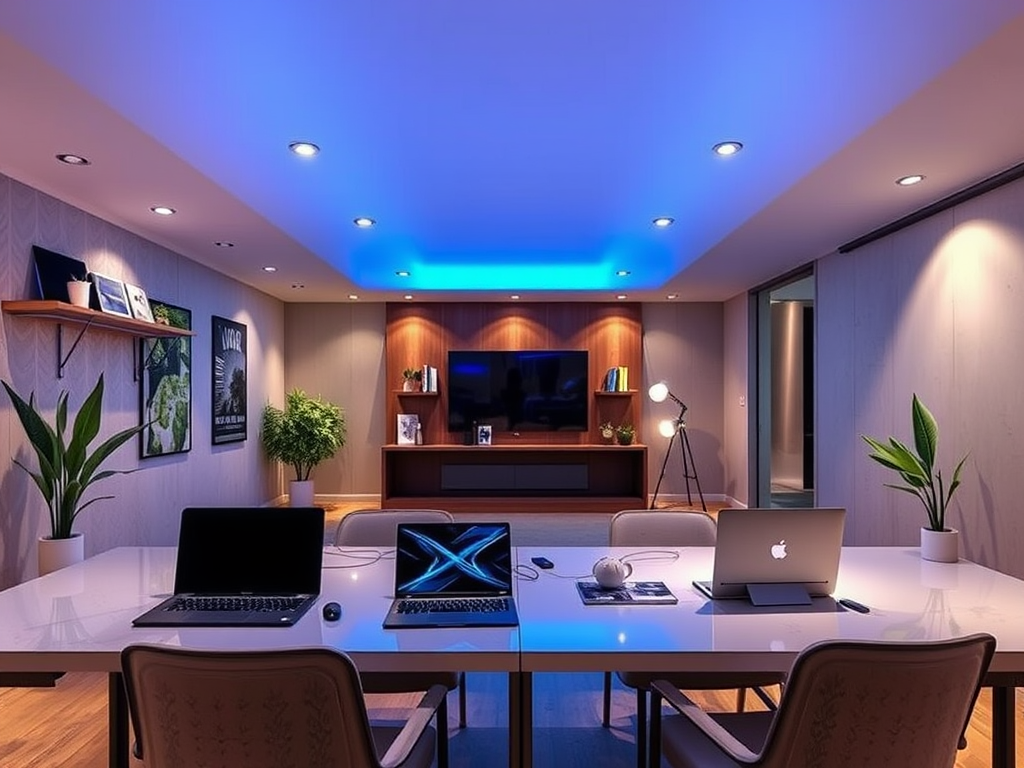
[
  {"xmin": 614, "ymin": 423, "xmax": 636, "ymax": 446},
  {"xmin": 862, "ymin": 394, "xmax": 968, "ymax": 562},
  {"xmin": 402, "ymin": 368, "xmax": 423, "ymax": 392}
]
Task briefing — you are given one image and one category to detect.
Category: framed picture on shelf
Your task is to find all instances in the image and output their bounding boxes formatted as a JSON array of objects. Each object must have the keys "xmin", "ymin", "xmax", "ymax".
[
  {"xmin": 212, "ymin": 315, "xmax": 247, "ymax": 444},
  {"xmin": 90, "ymin": 272, "xmax": 132, "ymax": 318},
  {"xmin": 397, "ymin": 413, "xmax": 419, "ymax": 445},
  {"xmin": 140, "ymin": 300, "xmax": 192, "ymax": 458},
  {"xmin": 124, "ymin": 283, "xmax": 155, "ymax": 322},
  {"xmin": 477, "ymin": 424, "xmax": 492, "ymax": 446}
]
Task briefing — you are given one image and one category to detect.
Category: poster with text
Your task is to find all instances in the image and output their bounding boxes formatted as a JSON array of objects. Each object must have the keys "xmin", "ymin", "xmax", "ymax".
[{"xmin": 212, "ymin": 315, "xmax": 247, "ymax": 444}]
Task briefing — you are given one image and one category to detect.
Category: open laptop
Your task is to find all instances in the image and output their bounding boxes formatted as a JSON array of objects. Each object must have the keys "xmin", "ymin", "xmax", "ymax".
[
  {"xmin": 693, "ymin": 508, "xmax": 846, "ymax": 606},
  {"xmin": 32, "ymin": 245, "xmax": 88, "ymax": 303},
  {"xmin": 132, "ymin": 506, "xmax": 324, "ymax": 627},
  {"xmin": 383, "ymin": 521, "xmax": 519, "ymax": 628}
]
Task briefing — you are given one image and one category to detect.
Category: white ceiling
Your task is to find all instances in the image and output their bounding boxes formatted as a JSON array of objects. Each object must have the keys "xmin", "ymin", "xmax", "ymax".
[{"xmin": 2, "ymin": 2, "xmax": 1023, "ymax": 304}]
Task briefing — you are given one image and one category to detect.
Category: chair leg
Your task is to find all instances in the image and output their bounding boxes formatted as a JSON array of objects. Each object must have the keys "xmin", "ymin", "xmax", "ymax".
[
  {"xmin": 437, "ymin": 694, "xmax": 450, "ymax": 768},
  {"xmin": 602, "ymin": 671, "xmax": 612, "ymax": 727},
  {"xmin": 737, "ymin": 686, "xmax": 746, "ymax": 712},
  {"xmin": 458, "ymin": 671, "xmax": 467, "ymax": 728},
  {"xmin": 636, "ymin": 688, "xmax": 647, "ymax": 768}
]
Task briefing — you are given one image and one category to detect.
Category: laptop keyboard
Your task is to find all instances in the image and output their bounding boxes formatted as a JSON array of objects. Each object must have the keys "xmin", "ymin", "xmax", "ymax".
[
  {"xmin": 396, "ymin": 597, "xmax": 510, "ymax": 614},
  {"xmin": 169, "ymin": 596, "xmax": 305, "ymax": 612}
]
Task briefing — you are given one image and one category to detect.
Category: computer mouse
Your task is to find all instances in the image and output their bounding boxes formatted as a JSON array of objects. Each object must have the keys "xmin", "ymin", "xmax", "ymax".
[{"xmin": 322, "ymin": 601, "xmax": 342, "ymax": 621}]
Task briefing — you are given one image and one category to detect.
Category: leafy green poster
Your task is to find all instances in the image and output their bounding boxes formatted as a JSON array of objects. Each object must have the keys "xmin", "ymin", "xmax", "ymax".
[{"xmin": 140, "ymin": 300, "xmax": 192, "ymax": 458}]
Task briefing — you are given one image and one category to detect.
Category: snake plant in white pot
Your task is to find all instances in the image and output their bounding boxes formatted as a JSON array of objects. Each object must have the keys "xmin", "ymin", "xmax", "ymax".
[
  {"xmin": 862, "ymin": 394, "xmax": 968, "ymax": 562},
  {"xmin": 3, "ymin": 374, "xmax": 144, "ymax": 575}
]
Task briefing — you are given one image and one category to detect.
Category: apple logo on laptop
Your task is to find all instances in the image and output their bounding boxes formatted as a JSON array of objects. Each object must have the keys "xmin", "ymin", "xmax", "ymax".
[{"xmin": 770, "ymin": 540, "xmax": 787, "ymax": 560}]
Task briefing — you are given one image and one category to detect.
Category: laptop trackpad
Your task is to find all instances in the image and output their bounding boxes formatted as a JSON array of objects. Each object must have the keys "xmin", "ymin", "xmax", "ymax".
[{"xmin": 746, "ymin": 583, "xmax": 812, "ymax": 606}]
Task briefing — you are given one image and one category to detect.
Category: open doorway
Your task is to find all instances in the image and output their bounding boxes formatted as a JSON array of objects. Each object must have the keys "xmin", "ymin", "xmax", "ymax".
[{"xmin": 755, "ymin": 272, "xmax": 814, "ymax": 508}]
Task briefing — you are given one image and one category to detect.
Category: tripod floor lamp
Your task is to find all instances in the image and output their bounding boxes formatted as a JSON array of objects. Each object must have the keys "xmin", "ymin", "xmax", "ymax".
[{"xmin": 648, "ymin": 382, "xmax": 706, "ymax": 512}]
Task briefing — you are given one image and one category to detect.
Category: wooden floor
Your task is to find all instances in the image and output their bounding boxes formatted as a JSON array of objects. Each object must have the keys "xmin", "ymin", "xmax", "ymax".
[
  {"xmin": 1, "ymin": 670, "xmax": 1021, "ymax": 766},
  {"xmin": 3, "ymin": 502, "xmax": 1022, "ymax": 766}
]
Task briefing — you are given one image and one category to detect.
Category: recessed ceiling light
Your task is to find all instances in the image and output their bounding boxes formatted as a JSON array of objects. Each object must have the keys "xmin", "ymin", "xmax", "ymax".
[
  {"xmin": 616, "ymin": 294, "xmax": 628, "ymax": 300},
  {"xmin": 348, "ymin": 294, "xmax": 359, "ymax": 301},
  {"xmin": 404, "ymin": 294, "xmax": 414, "ymax": 300},
  {"xmin": 666, "ymin": 293, "xmax": 679, "ymax": 300},
  {"xmin": 510, "ymin": 294, "xmax": 521, "ymax": 300},
  {"xmin": 150, "ymin": 205, "xmax": 176, "ymax": 216},
  {"xmin": 291, "ymin": 283, "xmax": 305, "ymax": 289},
  {"xmin": 288, "ymin": 141, "xmax": 320, "ymax": 157},
  {"xmin": 214, "ymin": 241, "xmax": 235, "ymax": 248},
  {"xmin": 353, "ymin": 217, "xmax": 376, "ymax": 228},
  {"xmin": 616, "ymin": 270, "xmax": 631, "ymax": 277},
  {"xmin": 396, "ymin": 270, "xmax": 410, "ymax": 277},
  {"xmin": 712, "ymin": 141, "xmax": 743, "ymax": 156},
  {"xmin": 56, "ymin": 153, "xmax": 90, "ymax": 166},
  {"xmin": 896, "ymin": 174, "xmax": 925, "ymax": 186},
  {"xmin": 262, "ymin": 266, "xmax": 277, "ymax": 273},
  {"xmin": 652, "ymin": 217, "xmax": 674, "ymax": 228}
]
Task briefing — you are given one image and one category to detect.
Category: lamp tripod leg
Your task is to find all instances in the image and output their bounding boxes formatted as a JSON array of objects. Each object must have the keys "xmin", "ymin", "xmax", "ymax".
[
  {"xmin": 649, "ymin": 433, "xmax": 675, "ymax": 509},
  {"xmin": 679, "ymin": 428, "xmax": 707, "ymax": 513}
]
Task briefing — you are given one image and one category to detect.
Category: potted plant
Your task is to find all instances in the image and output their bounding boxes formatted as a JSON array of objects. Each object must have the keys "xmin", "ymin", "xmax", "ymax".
[
  {"xmin": 614, "ymin": 423, "xmax": 636, "ymax": 446},
  {"xmin": 862, "ymin": 394, "xmax": 968, "ymax": 562},
  {"xmin": 2, "ymin": 374, "xmax": 144, "ymax": 575},
  {"xmin": 402, "ymin": 368, "xmax": 423, "ymax": 392},
  {"xmin": 66, "ymin": 275, "xmax": 91, "ymax": 308},
  {"xmin": 261, "ymin": 388, "xmax": 346, "ymax": 507},
  {"xmin": 599, "ymin": 421, "xmax": 615, "ymax": 442}
]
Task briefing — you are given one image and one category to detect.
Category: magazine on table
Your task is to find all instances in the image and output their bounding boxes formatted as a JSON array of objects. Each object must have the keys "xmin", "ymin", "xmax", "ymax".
[{"xmin": 575, "ymin": 580, "xmax": 677, "ymax": 605}]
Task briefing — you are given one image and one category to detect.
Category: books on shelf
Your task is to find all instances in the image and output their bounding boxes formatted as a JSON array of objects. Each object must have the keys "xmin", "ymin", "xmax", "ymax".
[
  {"xmin": 421, "ymin": 364, "xmax": 439, "ymax": 393},
  {"xmin": 601, "ymin": 365, "xmax": 629, "ymax": 392},
  {"xmin": 576, "ymin": 580, "xmax": 677, "ymax": 605}
]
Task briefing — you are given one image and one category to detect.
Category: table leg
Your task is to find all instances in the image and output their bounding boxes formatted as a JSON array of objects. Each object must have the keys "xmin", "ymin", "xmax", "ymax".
[
  {"xmin": 108, "ymin": 672, "xmax": 129, "ymax": 768},
  {"xmin": 992, "ymin": 685, "xmax": 1016, "ymax": 768},
  {"xmin": 508, "ymin": 671, "xmax": 533, "ymax": 768}
]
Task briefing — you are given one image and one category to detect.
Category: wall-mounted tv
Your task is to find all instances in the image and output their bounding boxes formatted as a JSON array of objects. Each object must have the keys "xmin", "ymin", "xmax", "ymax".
[{"xmin": 447, "ymin": 350, "xmax": 589, "ymax": 432}]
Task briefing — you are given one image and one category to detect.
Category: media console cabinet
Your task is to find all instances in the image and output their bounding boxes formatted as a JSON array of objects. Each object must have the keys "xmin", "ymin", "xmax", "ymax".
[{"xmin": 381, "ymin": 444, "xmax": 648, "ymax": 513}]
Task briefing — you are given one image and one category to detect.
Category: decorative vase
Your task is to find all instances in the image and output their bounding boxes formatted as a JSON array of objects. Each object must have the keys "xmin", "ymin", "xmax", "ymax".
[
  {"xmin": 38, "ymin": 533, "xmax": 85, "ymax": 576},
  {"xmin": 616, "ymin": 434, "xmax": 634, "ymax": 446},
  {"xmin": 66, "ymin": 280, "xmax": 90, "ymax": 308},
  {"xmin": 402, "ymin": 379, "xmax": 419, "ymax": 392},
  {"xmin": 920, "ymin": 527, "xmax": 959, "ymax": 563},
  {"xmin": 289, "ymin": 479, "xmax": 315, "ymax": 507}
]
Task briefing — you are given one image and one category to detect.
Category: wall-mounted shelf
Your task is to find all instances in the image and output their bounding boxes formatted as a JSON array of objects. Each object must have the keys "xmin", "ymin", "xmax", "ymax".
[
  {"xmin": 594, "ymin": 390, "xmax": 637, "ymax": 396},
  {"xmin": 2, "ymin": 300, "xmax": 194, "ymax": 378},
  {"xmin": 394, "ymin": 390, "xmax": 439, "ymax": 396}
]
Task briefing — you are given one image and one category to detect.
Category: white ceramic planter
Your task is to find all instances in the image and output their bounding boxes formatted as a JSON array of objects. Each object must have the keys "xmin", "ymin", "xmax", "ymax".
[
  {"xmin": 289, "ymin": 479, "xmax": 315, "ymax": 507},
  {"xmin": 66, "ymin": 280, "xmax": 91, "ymax": 308},
  {"xmin": 38, "ymin": 533, "xmax": 85, "ymax": 576},
  {"xmin": 920, "ymin": 527, "xmax": 959, "ymax": 563}
]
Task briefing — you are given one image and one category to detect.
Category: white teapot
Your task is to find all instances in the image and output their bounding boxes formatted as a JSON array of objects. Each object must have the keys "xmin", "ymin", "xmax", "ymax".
[{"xmin": 592, "ymin": 556, "xmax": 633, "ymax": 588}]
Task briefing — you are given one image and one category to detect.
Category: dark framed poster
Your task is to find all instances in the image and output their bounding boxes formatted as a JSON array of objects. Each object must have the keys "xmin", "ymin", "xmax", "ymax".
[
  {"xmin": 211, "ymin": 315, "xmax": 247, "ymax": 444},
  {"xmin": 140, "ymin": 300, "xmax": 192, "ymax": 458}
]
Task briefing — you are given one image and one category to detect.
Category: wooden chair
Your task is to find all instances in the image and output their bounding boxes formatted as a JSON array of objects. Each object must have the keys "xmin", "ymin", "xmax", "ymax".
[
  {"xmin": 334, "ymin": 509, "xmax": 468, "ymax": 743},
  {"xmin": 121, "ymin": 644, "xmax": 445, "ymax": 768},
  {"xmin": 603, "ymin": 509, "xmax": 785, "ymax": 768},
  {"xmin": 651, "ymin": 633, "xmax": 996, "ymax": 768}
]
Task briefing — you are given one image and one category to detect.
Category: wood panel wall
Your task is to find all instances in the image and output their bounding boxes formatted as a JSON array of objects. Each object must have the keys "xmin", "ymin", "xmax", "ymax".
[{"xmin": 385, "ymin": 303, "xmax": 642, "ymax": 446}]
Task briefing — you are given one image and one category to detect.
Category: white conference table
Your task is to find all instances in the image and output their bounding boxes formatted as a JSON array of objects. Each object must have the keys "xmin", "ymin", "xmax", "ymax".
[
  {"xmin": 515, "ymin": 545, "xmax": 1024, "ymax": 768},
  {"xmin": 3, "ymin": 545, "xmax": 1023, "ymax": 768},
  {"xmin": 0, "ymin": 546, "xmax": 522, "ymax": 768}
]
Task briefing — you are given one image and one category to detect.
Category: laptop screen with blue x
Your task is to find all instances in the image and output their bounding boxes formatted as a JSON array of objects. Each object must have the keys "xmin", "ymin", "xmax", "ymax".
[{"xmin": 382, "ymin": 521, "xmax": 519, "ymax": 628}]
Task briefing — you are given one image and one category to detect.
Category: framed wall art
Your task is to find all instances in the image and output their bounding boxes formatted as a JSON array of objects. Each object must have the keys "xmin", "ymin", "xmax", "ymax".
[
  {"xmin": 140, "ymin": 300, "xmax": 192, "ymax": 458},
  {"xmin": 125, "ymin": 283, "xmax": 155, "ymax": 322},
  {"xmin": 212, "ymin": 315, "xmax": 247, "ymax": 444}
]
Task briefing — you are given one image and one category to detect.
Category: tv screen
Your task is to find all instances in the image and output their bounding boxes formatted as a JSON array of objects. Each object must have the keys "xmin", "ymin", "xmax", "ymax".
[{"xmin": 447, "ymin": 350, "xmax": 589, "ymax": 432}]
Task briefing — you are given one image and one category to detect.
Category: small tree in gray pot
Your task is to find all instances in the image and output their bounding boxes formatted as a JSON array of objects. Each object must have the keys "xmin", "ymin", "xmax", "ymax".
[{"xmin": 261, "ymin": 389, "xmax": 346, "ymax": 507}]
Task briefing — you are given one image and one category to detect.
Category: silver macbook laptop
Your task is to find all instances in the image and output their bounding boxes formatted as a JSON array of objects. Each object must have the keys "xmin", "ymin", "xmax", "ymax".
[
  {"xmin": 693, "ymin": 508, "xmax": 846, "ymax": 606},
  {"xmin": 383, "ymin": 521, "xmax": 519, "ymax": 628},
  {"xmin": 132, "ymin": 506, "xmax": 324, "ymax": 627}
]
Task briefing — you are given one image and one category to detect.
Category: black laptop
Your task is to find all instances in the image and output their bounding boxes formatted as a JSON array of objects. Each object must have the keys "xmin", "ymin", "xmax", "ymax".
[
  {"xmin": 32, "ymin": 244, "xmax": 88, "ymax": 303},
  {"xmin": 383, "ymin": 522, "xmax": 519, "ymax": 628},
  {"xmin": 132, "ymin": 506, "xmax": 324, "ymax": 627}
]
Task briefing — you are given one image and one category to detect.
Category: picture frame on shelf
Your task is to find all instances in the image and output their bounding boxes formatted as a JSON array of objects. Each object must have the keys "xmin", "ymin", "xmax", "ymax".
[
  {"xmin": 477, "ymin": 423, "xmax": 493, "ymax": 446},
  {"xmin": 125, "ymin": 283, "xmax": 155, "ymax": 322},
  {"xmin": 397, "ymin": 413, "xmax": 419, "ymax": 445},
  {"xmin": 89, "ymin": 272, "xmax": 132, "ymax": 318}
]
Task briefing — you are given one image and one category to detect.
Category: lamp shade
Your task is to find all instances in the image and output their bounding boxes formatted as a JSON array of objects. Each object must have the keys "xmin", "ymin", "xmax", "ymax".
[
  {"xmin": 649, "ymin": 382, "xmax": 669, "ymax": 403},
  {"xmin": 658, "ymin": 419, "xmax": 677, "ymax": 438}
]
